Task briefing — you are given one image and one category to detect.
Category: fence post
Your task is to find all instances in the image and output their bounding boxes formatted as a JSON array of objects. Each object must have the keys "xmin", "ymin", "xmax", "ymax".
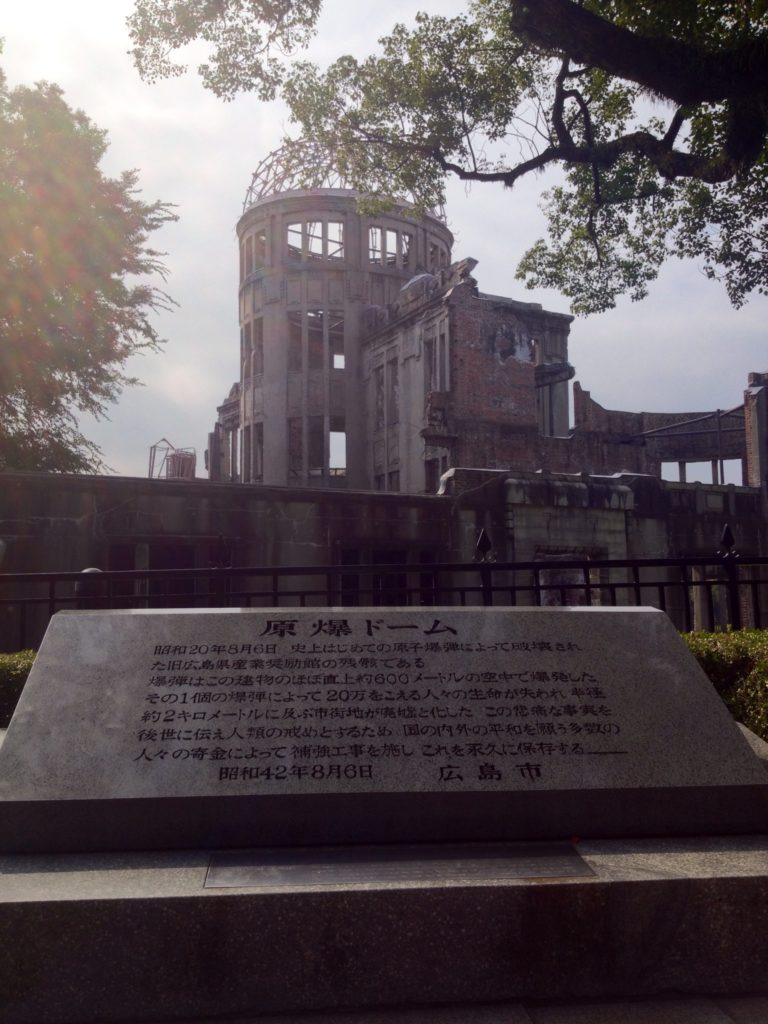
[
  {"xmin": 718, "ymin": 524, "xmax": 742, "ymax": 631},
  {"xmin": 74, "ymin": 567, "xmax": 105, "ymax": 610},
  {"xmin": 475, "ymin": 528, "xmax": 495, "ymax": 607}
]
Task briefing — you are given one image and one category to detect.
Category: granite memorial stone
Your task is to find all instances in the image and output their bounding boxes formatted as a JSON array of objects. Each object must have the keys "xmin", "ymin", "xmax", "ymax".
[{"xmin": 0, "ymin": 606, "xmax": 765, "ymax": 851}]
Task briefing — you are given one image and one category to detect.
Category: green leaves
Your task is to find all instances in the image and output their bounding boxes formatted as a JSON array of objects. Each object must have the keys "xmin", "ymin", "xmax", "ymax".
[
  {"xmin": 684, "ymin": 629, "xmax": 768, "ymax": 741},
  {"xmin": 0, "ymin": 71, "xmax": 177, "ymax": 472},
  {"xmin": 0, "ymin": 649, "xmax": 35, "ymax": 728},
  {"xmin": 129, "ymin": 0, "xmax": 768, "ymax": 314},
  {"xmin": 516, "ymin": 154, "xmax": 678, "ymax": 314},
  {"xmin": 128, "ymin": 0, "xmax": 322, "ymax": 100}
]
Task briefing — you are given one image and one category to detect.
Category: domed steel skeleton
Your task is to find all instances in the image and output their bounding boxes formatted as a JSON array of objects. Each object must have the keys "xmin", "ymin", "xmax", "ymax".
[{"xmin": 243, "ymin": 141, "xmax": 446, "ymax": 222}]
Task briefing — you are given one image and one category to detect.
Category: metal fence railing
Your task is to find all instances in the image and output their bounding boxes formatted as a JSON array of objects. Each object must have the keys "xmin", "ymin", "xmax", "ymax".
[{"xmin": 3, "ymin": 552, "xmax": 768, "ymax": 652}]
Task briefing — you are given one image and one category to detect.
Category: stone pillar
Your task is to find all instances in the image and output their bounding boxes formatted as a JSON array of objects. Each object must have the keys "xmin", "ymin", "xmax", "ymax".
[{"xmin": 744, "ymin": 371, "xmax": 768, "ymax": 489}]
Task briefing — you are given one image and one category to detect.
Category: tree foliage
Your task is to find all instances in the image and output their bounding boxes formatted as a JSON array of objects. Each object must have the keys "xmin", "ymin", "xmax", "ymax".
[
  {"xmin": 129, "ymin": 0, "xmax": 768, "ymax": 313},
  {"xmin": 0, "ymin": 65, "xmax": 176, "ymax": 472}
]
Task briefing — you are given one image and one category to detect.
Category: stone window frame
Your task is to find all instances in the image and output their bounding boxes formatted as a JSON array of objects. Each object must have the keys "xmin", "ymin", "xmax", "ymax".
[
  {"xmin": 368, "ymin": 224, "xmax": 414, "ymax": 269},
  {"xmin": 423, "ymin": 316, "xmax": 450, "ymax": 393},
  {"xmin": 240, "ymin": 225, "xmax": 268, "ymax": 281},
  {"xmin": 286, "ymin": 218, "xmax": 346, "ymax": 262}
]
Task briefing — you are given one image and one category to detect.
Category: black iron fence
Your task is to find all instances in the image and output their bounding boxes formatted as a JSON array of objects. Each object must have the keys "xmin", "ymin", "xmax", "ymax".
[{"xmin": 3, "ymin": 552, "xmax": 768, "ymax": 652}]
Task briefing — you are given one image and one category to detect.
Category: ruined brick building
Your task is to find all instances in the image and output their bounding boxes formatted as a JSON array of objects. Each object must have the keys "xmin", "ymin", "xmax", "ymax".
[
  {"xmin": 2, "ymin": 160, "xmax": 768, "ymax": 650},
  {"xmin": 206, "ymin": 173, "xmax": 759, "ymax": 495}
]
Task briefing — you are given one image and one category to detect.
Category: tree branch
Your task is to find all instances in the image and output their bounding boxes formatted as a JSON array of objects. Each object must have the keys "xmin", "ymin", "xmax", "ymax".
[{"xmin": 509, "ymin": 0, "xmax": 768, "ymax": 106}]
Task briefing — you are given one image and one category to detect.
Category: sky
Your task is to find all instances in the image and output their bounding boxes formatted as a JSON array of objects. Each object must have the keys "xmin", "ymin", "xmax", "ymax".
[{"xmin": 2, "ymin": 1, "xmax": 766, "ymax": 483}]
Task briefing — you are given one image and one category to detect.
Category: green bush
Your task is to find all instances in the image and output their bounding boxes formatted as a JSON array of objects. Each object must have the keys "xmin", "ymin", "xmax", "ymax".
[
  {"xmin": 683, "ymin": 630, "xmax": 768, "ymax": 741},
  {"xmin": 0, "ymin": 650, "xmax": 36, "ymax": 728}
]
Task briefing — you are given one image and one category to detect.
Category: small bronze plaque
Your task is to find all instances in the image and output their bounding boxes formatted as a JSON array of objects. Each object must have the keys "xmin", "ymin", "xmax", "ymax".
[{"xmin": 205, "ymin": 841, "xmax": 593, "ymax": 888}]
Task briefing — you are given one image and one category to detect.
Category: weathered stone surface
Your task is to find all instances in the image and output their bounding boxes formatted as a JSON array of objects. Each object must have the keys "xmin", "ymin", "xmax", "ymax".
[
  {"xmin": 1, "ymin": 836, "xmax": 768, "ymax": 1024},
  {"xmin": 0, "ymin": 606, "xmax": 765, "ymax": 851}
]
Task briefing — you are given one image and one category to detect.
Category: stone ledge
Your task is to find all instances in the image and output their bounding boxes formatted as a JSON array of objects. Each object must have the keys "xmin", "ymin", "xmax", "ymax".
[
  {"xmin": 1, "ymin": 837, "xmax": 767, "ymax": 1024},
  {"xmin": 164, "ymin": 996, "xmax": 768, "ymax": 1024}
]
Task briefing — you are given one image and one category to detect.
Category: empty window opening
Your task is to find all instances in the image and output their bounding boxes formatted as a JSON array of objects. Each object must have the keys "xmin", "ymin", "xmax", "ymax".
[
  {"xmin": 307, "ymin": 309, "xmax": 324, "ymax": 370},
  {"xmin": 429, "ymin": 242, "xmax": 439, "ymax": 271},
  {"xmin": 330, "ymin": 416, "xmax": 347, "ymax": 476},
  {"xmin": 685, "ymin": 461, "xmax": 712, "ymax": 484},
  {"xmin": 369, "ymin": 226, "xmax": 415, "ymax": 268},
  {"xmin": 252, "ymin": 340, "xmax": 264, "ymax": 377},
  {"xmin": 720, "ymin": 459, "xmax": 744, "ymax": 485},
  {"xmin": 662, "ymin": 459, "xmax": 743, "ymax": 485},
  {"xmin": 387, "ymin": 469, "xmax": 400, "ymax": 492},
  {"xmin": 327, "ymin": 221, "xmax": 344, "ymax": 260},
  {"xmin": 401, "ymin": 232, "xmax": 413, "ymax": 270},
  {"xmin": 253, "ymin": 228, "xmax": 267, "ymax": 270},
  {"xmin": 240, "ymin": 322, "xmax": 251, "ymax": 370},
  {"xmin": 330, "ymin": 311, "xmax": 345, "ymax": 369},
  {"xmin": 251, "ymin": 278, "xmax": 263, "ymax": 314},
  {"xmin": 287, "ymin": 223, "xmax": 302, "ymax": 260},
  {"xmin": 307, "ymin": 221, "xmax": 324, "ymax": 260},
  {"xmin": 385, "ymin": 230, "xmax": 398, "ymax": 267},
  {"xmin": 424, "ymin": 334, "xmax": 436, "ymax": 395},
  {"xmin": 369, "ymin": 226, "xmax": 383, "ymax": 264}
]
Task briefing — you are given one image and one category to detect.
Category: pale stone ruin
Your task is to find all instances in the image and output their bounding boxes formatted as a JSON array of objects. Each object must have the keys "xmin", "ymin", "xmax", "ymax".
[{"xmin": 207, "ymin": 147, "xmax": 766, "ymax": 496}]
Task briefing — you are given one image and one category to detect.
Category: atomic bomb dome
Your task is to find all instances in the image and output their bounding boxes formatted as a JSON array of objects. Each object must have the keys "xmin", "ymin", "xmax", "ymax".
[{"xmin": 207, "ymin": 147, "xmax": 750, "ymax": 498}]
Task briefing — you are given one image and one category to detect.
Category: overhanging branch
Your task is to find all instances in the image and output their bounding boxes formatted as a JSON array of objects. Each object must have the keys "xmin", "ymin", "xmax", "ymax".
[{"xmin": 509, "ymin": 0, "xmax": 768, "ymax": 106}]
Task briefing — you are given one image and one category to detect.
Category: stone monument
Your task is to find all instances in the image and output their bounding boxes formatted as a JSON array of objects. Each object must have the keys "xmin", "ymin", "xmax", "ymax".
[{"xmin": 0, "ymin": 606, "xmax": 767, "ymax": 1023}]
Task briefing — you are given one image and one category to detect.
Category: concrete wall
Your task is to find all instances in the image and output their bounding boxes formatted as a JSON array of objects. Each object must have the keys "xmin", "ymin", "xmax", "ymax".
[{"xmin": 2, "ymin": 469, "xmax": 766, "ymax": 650}]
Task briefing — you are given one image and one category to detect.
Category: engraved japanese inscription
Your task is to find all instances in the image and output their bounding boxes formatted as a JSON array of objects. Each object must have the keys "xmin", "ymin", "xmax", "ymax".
[
  {"xmin": 1, "ymin": 606, "xmax": 763, "ymax": 802},
  {"xmin": 139, "ymin": 614, "xmax": 615, "ymax": 790}
]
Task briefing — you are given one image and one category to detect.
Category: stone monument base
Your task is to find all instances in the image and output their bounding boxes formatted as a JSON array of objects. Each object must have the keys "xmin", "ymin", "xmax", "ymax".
[{"xmin": 1, "ymin": 835, "xmax": 767, "ymax": 1024}]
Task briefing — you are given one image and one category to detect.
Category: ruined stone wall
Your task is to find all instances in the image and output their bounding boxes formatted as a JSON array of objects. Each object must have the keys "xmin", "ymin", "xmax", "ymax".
[
  {"xmin": 572, "ymin": 383, "xmax": 714, "ymax": 435},
  {"xmin": 447, "ymin": 422, "xmax": 655, "ymax": 476},
  {"xmin": 572, "ymin": 382, "xmax": 747, "ymax": 473},
  {"xmin": 0, "ymin": 473, "xmax": 476, "ymax": 650},
  {"xmin": 745, "ymin": 372, "xmax": 768, "ymax": 489},
  {"xmin": 444, "ymin": 468, "xmax": 766, "ymax": 563},
  {"xmin": 2, "ymin": 470, "xmax": 766, "ymax": 649},
  {"xmin": 449, "ymin": 285, "xmax": 541, "ymax": 430},
  {"xmin": 362, "ymin": 267, "xmax": 577, "ymax": 492},
  {"xmin": 0, "ymin": 473, "xmax": 465, "ymax": 577}
]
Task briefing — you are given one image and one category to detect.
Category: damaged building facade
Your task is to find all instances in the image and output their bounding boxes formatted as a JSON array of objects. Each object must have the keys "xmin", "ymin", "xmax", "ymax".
[
  {"xmin": 2, "ymin": 163, "xmax": 768, "ymax": 650},
  {"xmin": 207, "ymin": 177, "xmax": 759, "ymax": 495},
  {"xmin": 207, "ymin": 183, "xmax": 591, "ymax": 491}
]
